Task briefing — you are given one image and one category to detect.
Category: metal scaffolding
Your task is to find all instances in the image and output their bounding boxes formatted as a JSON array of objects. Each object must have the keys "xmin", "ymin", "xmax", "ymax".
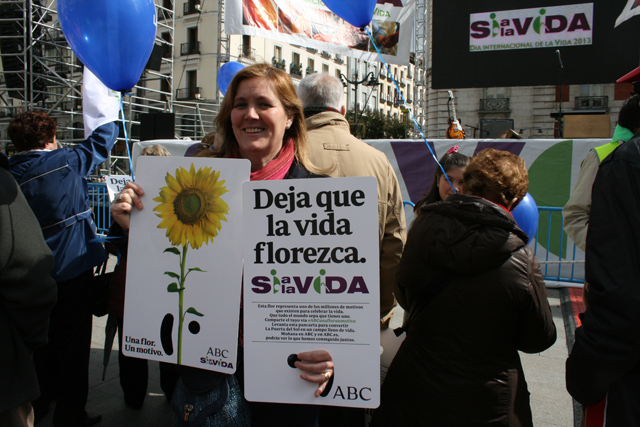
[
  {"xmin": 413, "ymin": 0, "xmax": 427, "ymax": 134},
  {"xmin": 0, "ymin": 0, "xmax": 176, "ymax": 176}
]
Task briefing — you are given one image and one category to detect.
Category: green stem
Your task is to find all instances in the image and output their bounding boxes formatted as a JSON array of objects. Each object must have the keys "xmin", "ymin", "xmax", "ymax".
[{"xmin": 177, "ymin": 244, "xmax": 188, "ymax": 364}]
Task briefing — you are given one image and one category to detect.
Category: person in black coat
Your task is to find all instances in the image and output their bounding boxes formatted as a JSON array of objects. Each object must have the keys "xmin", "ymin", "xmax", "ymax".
[
  {"xmin": 372, "ymin": 148, "xmax": 556, "ymax": 427},
  {"xmin": 566, "ymin": 132, "xmax": 640, "ymax": 426},
  {"xmin": 0, "ymin": 152, "xmax": 57, "ymax": 426}
]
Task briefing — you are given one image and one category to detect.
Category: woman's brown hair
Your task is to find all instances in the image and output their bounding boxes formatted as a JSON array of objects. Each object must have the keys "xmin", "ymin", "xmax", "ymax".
[
  {"xmin": 8, "ymin": 111, "xmax": 57, "ymax": 152},
  {"xmin": 214, "ymin": 63, "xmax": 319, "ymax": 173},
  {"xmin": 462, "ymin": 148, "xmax": 528, "ymax": 210}
]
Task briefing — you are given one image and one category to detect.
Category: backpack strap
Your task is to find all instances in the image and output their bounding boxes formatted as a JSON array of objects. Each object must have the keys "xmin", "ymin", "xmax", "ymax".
[{"xmin": 395, "ymin": 273, "xmax": 453, "ymax": 336}]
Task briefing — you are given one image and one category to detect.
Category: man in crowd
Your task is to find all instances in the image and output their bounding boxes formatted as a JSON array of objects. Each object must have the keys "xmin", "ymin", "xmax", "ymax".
[
  {"xmin": 0, "ymin": 151, "xmax": 57, "ymax": 427},
  {"xmin": 298, "ymin": 73, "xmax": 407, "ymax": 426},
  {"xmin": 8, "ymin": 109, "xmax": 118, "ymax": 426},
  {"xmin": 563, "ymin": 95, "xmax": 640, "ymax": 252},
  {"xmin": 566, "ymin": 103, "xmax": 640, "ymax": 425}
]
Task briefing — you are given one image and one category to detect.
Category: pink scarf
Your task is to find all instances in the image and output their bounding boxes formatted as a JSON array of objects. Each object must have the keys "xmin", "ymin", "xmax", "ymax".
[{"xmin": 240, "ymin": 138, "xmax": 295, "ymax": 181}]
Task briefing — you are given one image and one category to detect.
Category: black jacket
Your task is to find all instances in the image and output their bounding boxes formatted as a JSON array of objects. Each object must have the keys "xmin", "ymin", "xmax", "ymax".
[
  {"xmin": 373, "ymin": 194, "xmax": 556, "ymax": 427},
  {"xmin": 0, "ymin": 152, "xmax": 57, "ymax": 411},
  {"xmin": 566, "ymin": 134, "xmax": 640, "ymax": 426}
]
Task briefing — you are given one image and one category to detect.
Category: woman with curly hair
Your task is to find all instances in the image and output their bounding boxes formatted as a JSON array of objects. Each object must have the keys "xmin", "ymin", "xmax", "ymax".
[{"xmin": 372, "ymin": 148, "xmax": 557, "ymax": 427}]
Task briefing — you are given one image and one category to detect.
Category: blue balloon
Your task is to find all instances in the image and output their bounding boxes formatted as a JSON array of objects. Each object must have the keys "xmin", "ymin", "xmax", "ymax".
[
  {"xmin": 217, "ymin": 62, "xmax": 245, "ymax": 95},
  {"xmin": 322, "ymin": 0, "xmax": 377, "ymax": 28},
  {"xmin": 58, "ymin": 0, "xmax": 157, "ymax": 92},
  {"xmin": 512, "ymin": 193, "xmax": 539, "ymax": 243}
]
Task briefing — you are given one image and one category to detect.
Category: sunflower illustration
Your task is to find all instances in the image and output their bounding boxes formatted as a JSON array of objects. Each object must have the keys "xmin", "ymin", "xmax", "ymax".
[
  {"xmin": 153, "ymin": 164, "xmax": 229, "ymax": 249},
  {"xmin": 153, "ymin": 164, "xmax": 229, "ymax": 364}
]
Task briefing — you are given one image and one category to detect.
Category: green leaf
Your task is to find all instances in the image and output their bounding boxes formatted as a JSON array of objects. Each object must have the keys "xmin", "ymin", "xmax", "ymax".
[
  {"xmin": 164, "ymin": 271, "xmax": 180, "ymax": 279},
  {"xmin": 313, "ymin": 277, "xmax": 322, "ymax": 294},
  {"xmin": 186, "ymin": 307, "xmax": 204, "ymax": 317},
  {"xmin": 167, "ymin": 283, "xmax": 180, "ymax": 292},
  {"xmin": 187, "ymin": 267, "xmax": 206, "ymax": 273},
  {"xmin": 163, "ymin": 247, "xmax": 181, "ymax": 255}
]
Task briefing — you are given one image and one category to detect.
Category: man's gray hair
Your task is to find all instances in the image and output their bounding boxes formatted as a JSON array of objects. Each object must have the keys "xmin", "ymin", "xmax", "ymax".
[{"xmin": 297, "ymin": 73, "xmax": 344, "ymax": 110}]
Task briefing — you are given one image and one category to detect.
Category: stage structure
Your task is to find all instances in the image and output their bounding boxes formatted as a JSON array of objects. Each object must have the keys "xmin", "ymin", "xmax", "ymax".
[
  {"xmin": 0, "ymin": 0, "xmax": 223, "ymax": 176},
  {"xmin": 412, "ymin": 0, "xmax": 427, "ymax": 134}
]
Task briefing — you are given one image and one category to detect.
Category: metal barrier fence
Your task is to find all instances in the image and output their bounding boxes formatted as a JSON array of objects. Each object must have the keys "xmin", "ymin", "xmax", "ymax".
[
  {"xmin": 533, "ymin": 207, "xmax": 584, "ymax": 284},
  {"xmin": 88, "ymin": 182, "xmax": 111, "ymax": 235},
  {"xmin": 89, "ymin": 191, "xmax": 584, "ymax": 284}
]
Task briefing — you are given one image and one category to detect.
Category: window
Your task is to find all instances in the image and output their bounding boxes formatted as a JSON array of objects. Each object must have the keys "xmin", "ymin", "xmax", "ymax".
[
  {"xmin": 182, "ymin": 27, "xmax": 199, "ymax": 55},
  {"xmin": 161, "ymin": 75, "xmax": 170, "ymax": 102},
  {"xmin": 274, "ymin": 46, "xmax": 282, "ymax": 61},
  {"xmin": 484, "ymin": 87, "xmax": 506, "ymax": 99},
  {"xmin": 187, "ymin": 70, "xmax": 197, "ymax": 92},
  {"xmin": 307, "ymin": 58, "xmax": 315, "ymax": 74},
  {"xmin": 188, "ymin": 27, "xmax": 198, "ymax": 45},
  {"xmin": 292, "ymin": 52, "xmax": 300, "ymax": 67},
  {"xmin": 322, "ymin": 63, "xmax": 329, "ymax": 74},
  {"xmin": 579, "ymin": 84, "xmax": 603, "ymax": 97},
  {"xmin": 161, "ymin": 32, "xmax": 172, "ymax": 59}
]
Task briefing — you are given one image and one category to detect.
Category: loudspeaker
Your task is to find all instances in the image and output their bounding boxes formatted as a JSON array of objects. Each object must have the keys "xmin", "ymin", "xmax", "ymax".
[
  {"xmin": 145, "ymin": 44, "xmax": 163, "ymax": 72},
  {"xmin": 140, "ymin": 112, "xmax": 175, "ymax": 141},
  {"xmin": 0, "ymin": 0, "xmax": 47, "ymax": 102},
  {"xmin": 480, "ymin": 119, "xmax": 515, "ymax": 139}
]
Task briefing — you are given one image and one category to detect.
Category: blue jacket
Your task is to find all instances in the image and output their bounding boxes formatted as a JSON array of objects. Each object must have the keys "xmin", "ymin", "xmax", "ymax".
[{"xmin": 9, "ymin": 121, "xmax": 119, "ymax": 282}]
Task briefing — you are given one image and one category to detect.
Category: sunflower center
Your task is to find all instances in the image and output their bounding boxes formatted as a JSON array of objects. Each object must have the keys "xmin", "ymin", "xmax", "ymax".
[{"xmin": 174, "ymin": 188, "xmax": 207, "ymax": 225}]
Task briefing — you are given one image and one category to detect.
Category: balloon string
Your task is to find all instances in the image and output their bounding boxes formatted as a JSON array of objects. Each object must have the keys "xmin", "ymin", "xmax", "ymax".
[
  {"xmin": 365, "ymin": 27, "xmax": 456, "ymax": 195},
  {"xmin": 119, "ymin": 92, "xmax": 135, "ymax": 182}
]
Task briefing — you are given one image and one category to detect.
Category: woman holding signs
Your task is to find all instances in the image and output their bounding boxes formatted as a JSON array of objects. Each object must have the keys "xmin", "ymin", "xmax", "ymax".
[{"xmin": 111, "ymin": 63, "xmax": 333, "ymax": 426}]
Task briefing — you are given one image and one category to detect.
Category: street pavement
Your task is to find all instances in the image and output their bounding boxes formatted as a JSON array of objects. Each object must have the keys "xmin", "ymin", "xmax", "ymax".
[{"xmin": 36, "ymin": 287, "xmax": 574, "ymax": 427}]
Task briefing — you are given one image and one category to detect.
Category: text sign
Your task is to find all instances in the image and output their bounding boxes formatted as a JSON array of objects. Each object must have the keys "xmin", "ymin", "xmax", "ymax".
[{"xmin": 243, "ymin": 177, "xmax": 380, "ymax": 408}]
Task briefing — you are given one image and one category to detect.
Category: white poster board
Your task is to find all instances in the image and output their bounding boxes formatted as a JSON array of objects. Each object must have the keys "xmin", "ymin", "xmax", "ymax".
[
  {"xmin": 105, "ymin": 175, "xmax": 132, "ymax": 202},
  {"xmin": 123, "ymin": 156, "xmax": 250, "ymax": 373},
  {"xmin": 243, "ymin": 177, "xmax": 380, "ymax": 408}
]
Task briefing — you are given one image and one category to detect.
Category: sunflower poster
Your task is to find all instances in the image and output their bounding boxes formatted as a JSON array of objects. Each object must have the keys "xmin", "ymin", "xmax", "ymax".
[
  {"xmin": 122, "ymin": 156, "xmax": 250, "ymax": 373},
  {"xmin": 242, "ymin": 177, "xmax": 381, "ymax": 408}
]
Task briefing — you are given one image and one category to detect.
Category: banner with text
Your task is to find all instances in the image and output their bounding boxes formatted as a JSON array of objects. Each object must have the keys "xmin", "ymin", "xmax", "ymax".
[
  {"xmin": 242, "ymin": 177, "xmax": 380, "ymax": 408},
  {"xmin": 469, "ymin": 3, "xmax": 593, "ymax": 52},
  {"xmin": 432, "ymin": 0, "xmax": 640, "ymax": 88},
  {"xmin": 225, "ymin": 0, "xmax": 414, "ymax": 65},
  {"xmin": 123, "ymin": 157, "xmax": 250, "ymax": 373}
]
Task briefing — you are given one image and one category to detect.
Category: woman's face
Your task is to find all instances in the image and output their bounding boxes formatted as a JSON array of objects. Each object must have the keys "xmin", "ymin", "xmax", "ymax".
[
  {"xmin": 231, "ymin": 77, "xmax": 293, "ymax": 171},
  {"xmin": 438, "ymin": 166, "xmax": 465, "ymax": 201}
]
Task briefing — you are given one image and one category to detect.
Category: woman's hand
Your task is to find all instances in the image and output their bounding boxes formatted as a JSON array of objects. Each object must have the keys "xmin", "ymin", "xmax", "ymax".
[
  {"xmin": 110, "ymin": 181, "xmax": 145, "ymax": 231},
  {"xmin": 294, "ymin": 350, "xmax": 334, "ymax": 397}
]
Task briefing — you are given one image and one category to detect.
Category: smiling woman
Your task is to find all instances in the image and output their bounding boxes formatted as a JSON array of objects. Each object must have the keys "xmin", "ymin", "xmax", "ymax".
[
  {"xmin": 214, "ymin": 63, "xmax": 321, "ymax": 178},
  {"xmin": 110, "ymin": 63, "xmax": 334, "ymax": 427}
]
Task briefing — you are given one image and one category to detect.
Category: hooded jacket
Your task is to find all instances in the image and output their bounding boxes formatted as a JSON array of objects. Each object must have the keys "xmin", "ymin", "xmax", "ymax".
[
  {"xmin": 373, "ymin": 194, "xmax": 556, "ymax": 427},
  {"xmin": 9, "ymin": 122, "xmax": 118, "ymax": 282},
  {"xmin": 0, "ymin": 152, "xmax": 57, "ymax": 412}
]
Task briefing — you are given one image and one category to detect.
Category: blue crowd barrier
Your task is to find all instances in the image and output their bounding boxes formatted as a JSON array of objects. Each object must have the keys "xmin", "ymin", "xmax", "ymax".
[
  {"xmin": 88, "ymin": 188, "xmax": 583, "ymax": 284},
  {"xmin": 533, "ymin": 207, "xmax": 584, "ymax": 284},
  {"xmin": 88, "ymin": 182, "xmax": 111, "ymax": 235}
]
